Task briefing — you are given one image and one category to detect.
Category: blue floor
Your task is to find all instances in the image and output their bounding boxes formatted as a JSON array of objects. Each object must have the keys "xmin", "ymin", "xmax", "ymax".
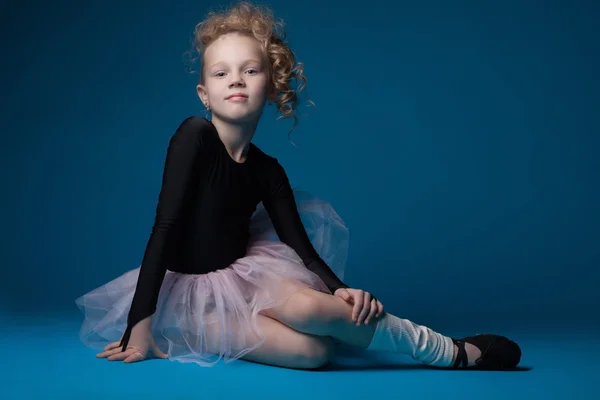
[{"xmin": 3, "ymin": 312, "xmax": 597, "ymax": 399}]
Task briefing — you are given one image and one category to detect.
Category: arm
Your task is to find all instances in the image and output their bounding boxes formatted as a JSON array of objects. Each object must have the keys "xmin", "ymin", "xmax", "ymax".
[
  {"xmin": 262, "ymin": 162, "xmax": 348, "ymax": 293},
  {"xmin": 119, "ymin": 117, "xmax": 204, "ymax": 351}
]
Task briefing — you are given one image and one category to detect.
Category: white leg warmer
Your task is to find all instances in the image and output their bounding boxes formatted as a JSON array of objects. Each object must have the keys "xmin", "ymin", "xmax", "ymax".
[{"xmin": 366, "ymin": 312, "xmax": 455, "ymax": 367}]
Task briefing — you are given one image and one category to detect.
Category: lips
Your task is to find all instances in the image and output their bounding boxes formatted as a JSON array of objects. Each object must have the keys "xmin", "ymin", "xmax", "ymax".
[{"xmin": 226, "ymin": 93, "xmax": 248, "ymax": 99}]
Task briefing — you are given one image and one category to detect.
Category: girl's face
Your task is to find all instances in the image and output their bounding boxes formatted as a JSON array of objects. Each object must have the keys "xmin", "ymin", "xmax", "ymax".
[{"xmin": 197, "ymin": 32, "xmax": 274, "ymax": 124}]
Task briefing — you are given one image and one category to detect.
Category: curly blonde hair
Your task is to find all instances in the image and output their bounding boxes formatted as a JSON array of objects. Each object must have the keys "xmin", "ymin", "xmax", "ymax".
[{"xmin": 185, "ymin": 1, "xmax": 314, "ymax": 141}]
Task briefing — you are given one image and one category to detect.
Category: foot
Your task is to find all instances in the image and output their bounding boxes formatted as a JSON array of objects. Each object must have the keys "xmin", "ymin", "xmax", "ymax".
[
  {"xmin": 451, "ymin": 334, "xmax": 521, "ymax": 370},
  {"xmin": 451, "ymin": 342, "xmax": 482, "ymax": 367}
]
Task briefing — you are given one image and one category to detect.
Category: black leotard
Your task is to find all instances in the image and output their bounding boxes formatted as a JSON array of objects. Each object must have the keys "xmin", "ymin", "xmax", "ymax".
[{"xmin": 119, "ymin": 116, "xmax": 348, "ymax": 351}]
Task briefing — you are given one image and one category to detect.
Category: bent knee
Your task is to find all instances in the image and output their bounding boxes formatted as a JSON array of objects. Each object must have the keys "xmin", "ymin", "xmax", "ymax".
[
  {"xmin": 297, "ymin": 336, "xmax": 335, "ymax": 369},
  {"xmin": 286, "ymin": 290, "xmax": 329, "ymax": 329}
]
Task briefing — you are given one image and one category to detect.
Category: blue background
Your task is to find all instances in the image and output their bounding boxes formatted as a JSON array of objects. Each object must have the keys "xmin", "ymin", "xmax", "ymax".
[{"xmin": 2, "ymin": 0, "xmax": 599, "ymax": 398}]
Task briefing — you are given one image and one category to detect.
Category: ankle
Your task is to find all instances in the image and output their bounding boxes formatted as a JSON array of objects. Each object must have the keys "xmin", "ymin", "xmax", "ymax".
[{"xmin": 452, "ymin": 343, "xmax": 482, "ymax": 367}]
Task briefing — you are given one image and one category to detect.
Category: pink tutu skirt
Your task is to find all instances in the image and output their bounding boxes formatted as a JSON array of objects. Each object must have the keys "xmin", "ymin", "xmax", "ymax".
[{"xmin": 75, "ymin": 190, "xmax": 348, "ymax": 366}]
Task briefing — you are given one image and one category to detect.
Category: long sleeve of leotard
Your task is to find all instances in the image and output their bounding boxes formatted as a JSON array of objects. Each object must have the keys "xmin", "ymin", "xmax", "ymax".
[
  {"xmin": 119, "ymin": 117, "xmax": 203, "ymax": 352},
  {"xmin": 263, "ymin": 162, "xmax": 349, "ymax": 293}
]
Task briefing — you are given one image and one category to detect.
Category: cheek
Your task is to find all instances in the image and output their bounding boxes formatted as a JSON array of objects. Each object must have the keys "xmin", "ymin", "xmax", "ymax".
[{"xmin": 254, "ymin": 81, "xmax": 271, "ymax": 98}]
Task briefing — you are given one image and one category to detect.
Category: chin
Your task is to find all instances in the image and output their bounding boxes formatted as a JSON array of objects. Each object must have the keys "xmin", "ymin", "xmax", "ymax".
[{"xmin": 216, "ymin": 108, "xmax": 262, "ymax": 123}]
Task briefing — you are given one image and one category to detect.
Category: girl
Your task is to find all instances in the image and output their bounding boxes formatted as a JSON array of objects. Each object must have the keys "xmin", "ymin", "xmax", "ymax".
[{"xmin": 76, "ymin": 1, "xmax": 521, "ymax": 370}]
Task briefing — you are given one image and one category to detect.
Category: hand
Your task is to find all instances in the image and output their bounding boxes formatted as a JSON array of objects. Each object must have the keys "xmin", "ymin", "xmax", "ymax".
[
  {"xmin": 334, "ymin": 287, "xmax": 384, "ymax": 326},
  {"xmin": 96, "ymin": 317, "xmax": 168, "ymax": 363}
]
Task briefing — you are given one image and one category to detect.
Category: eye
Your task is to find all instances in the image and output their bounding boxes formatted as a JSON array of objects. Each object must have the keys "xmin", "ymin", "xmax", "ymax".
[{"xmin": 214, "ymin": 68, "xmax": 259, "ymax": 78}]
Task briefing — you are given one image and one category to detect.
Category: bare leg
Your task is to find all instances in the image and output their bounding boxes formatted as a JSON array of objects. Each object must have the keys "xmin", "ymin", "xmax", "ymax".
[
  {"xmin": 261, "ymin": 288, "xmax": 482, "ymax": 366},
  {"xmin": 239, "ymin": 314, "xmax": 335, "ymax": 370},
  {"xmin": 261, "ymin": 287, "xmax": 378, "ymax": 348}
]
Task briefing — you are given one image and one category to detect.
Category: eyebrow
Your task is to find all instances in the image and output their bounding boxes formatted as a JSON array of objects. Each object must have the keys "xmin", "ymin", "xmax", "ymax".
[{"xmin": 208, "ymin": 59, "xmax": 262, "ymax": 70}]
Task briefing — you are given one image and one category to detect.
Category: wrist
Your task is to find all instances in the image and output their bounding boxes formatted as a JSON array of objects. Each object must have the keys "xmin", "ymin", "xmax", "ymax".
[{"xmin": 133, "ymin": 315, "xmax": 153, "ymax": 331}]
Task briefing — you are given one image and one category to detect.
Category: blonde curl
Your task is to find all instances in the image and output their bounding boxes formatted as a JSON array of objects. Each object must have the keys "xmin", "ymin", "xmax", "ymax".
[{"xmin": 183, "ymin": 1, "xmax": 315, "ymax": 143}]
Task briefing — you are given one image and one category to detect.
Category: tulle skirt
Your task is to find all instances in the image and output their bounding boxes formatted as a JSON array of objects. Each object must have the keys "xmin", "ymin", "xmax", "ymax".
[{"xmin": 75, "ymin": 190, "xmax": 349, "ymax": 366}]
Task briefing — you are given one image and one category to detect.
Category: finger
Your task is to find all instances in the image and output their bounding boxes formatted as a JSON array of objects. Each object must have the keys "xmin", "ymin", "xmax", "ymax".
[
  {"xmin": 338, "ymin": 289, "xmax": 352, "ymax": 303},
  {"xmin": 108, "ymin": 348, "xmax": 141, "ymax": 362},
  {"xmin": 152, "ymin": 344, "xmax": 169, "ymax": 359},
  {"xmin": 97, "ymin": 347, "xmax": 123, "ymax": 358},
  {"xmin": 357, "ymin": 293, "xmax": 372, "ymax": 325},
  {"xmin": 377, "ymin": 301, "xmax": 384, "ymax": 317},
  {"xmin": 124, "ymin": 352, "xmax": 145, "ymax": 363},
  {"xmin": 103, "ymin": 340, "xmax": 122, "ymax": 352},
  {"xmin": 365, "ymin": 299, "xmax": 378, "ymax": 325},
  {"xmin": 352, "ymin": 291, "xmax": 364, "ymax": 323}
]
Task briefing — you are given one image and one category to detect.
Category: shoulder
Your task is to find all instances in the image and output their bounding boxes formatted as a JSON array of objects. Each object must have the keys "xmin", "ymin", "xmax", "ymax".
[
  {"xmin": 252, "ymin": 150, "xmax": 290, "ymax": 201},
  {"xmin": 169, "ymin": 116, "xmax": 215, "ymax": 147},
  {"xmin": 251, "ymin": 145, "xmax": 286, "ymax": 177}
]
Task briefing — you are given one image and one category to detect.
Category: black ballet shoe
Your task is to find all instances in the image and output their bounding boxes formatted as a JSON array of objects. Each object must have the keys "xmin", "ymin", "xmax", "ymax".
[{"xmin": 451, "ymin": 334, "xmax": 521, "ymax": 370}]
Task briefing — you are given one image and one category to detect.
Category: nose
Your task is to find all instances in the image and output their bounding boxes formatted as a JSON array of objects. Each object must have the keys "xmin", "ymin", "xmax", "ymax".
[{"xmin": 229, "ymin": 75, "xmax": 246, "ymax": 88}]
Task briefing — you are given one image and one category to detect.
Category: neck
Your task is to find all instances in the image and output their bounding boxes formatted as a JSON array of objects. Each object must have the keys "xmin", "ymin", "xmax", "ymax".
[{"xmin": 210, "ymin": 115, "xmax": 260, "ymax": 163}]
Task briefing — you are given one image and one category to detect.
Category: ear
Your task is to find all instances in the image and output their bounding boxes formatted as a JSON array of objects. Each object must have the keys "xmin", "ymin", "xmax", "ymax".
[{"xmin": 196, "ymin": 84, "xmax": 208, "ymax": 104}]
